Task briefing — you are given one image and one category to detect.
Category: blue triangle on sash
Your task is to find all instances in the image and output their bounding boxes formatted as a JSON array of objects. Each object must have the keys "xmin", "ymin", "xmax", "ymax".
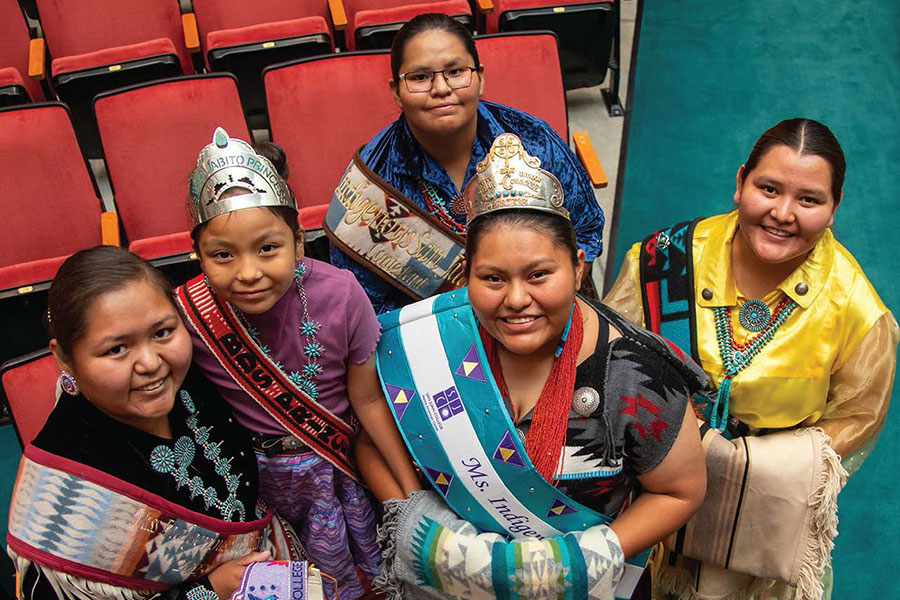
[
  {"xmin": 546, "ymin": 498, "xmax": 578, "ymax": 517},
  {"xmin": 424, "ymin": 467, "xmax": 453, "ymax": 497},
  {"xmin": 455, "ymin": 344, "xmax": 486, "ymax": 382},
  {"xmin": 492, "ymin": 430, "xmax": 526, "ymax": 468},
  {"xmin": 384, "ymin": 383, "xmax": 416, "ymax": 421}
]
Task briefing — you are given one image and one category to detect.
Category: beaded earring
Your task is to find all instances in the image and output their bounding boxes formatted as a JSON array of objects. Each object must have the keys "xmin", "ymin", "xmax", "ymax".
[{"xmin": 59, "ymin": 371, "xmax": 79, "ymax": 396}]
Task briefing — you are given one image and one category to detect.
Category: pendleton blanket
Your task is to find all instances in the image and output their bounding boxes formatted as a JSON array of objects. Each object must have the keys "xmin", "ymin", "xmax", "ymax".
[
  {"xmin": 657, "ymin": 427, "xmax": 848, "ymax": 600},
  {"xmin": 7, "ymin": 446, "xmax": 297, "ymax": 594},
  {"xmin": 375, "ymin": 490, "xmax": 625, "ymax": 600}
]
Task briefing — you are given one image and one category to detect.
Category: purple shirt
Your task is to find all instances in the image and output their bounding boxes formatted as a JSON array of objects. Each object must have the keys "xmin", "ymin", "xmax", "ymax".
[{"xmin": 183, "ymin": 257, "xmax": 381, "ymax": 435}]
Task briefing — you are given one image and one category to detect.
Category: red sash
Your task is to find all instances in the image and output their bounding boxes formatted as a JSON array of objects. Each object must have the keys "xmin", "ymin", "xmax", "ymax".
[{"xmin": 176, "ymin": 275, "xmax": 357, "ymax": 481}]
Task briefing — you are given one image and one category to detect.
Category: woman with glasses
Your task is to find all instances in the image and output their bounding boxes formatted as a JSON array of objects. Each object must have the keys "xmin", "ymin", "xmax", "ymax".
[{"xmin": 324, "ymin": 13, "xmax": 604, "ymax": 315}]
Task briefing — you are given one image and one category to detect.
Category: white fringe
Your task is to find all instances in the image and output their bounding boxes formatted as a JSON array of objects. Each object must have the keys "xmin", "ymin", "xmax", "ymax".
[
  {"xmin": 795, "ymin": 437, "xmax": 848, "ymax": 600},
  {"xmin": 7, "ymin": 546, "xmax": 151, "ymax": 600},
  {"xmin": 655, "ymin": 565, "xmax": 770, "ymax": 600}
]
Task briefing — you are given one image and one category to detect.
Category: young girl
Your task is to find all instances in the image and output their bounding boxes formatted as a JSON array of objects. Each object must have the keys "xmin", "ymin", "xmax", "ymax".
[{"xmin": 176, "ymin": 128, "xmax": 420, "ymax": 599}]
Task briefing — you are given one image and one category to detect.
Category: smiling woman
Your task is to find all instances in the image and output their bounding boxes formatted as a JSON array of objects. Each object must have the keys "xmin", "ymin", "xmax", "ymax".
[
  {"xmin": 603, "ymin": 118, "xmax": 899, "ymax": 600},
  {"xmin": 325, "ymin": 13, "xmax": 605, "ymax": 314},
  {"xmin": 7, "ymin": 246, "xmax": 299, "ymax": 600},
  {"xmin": 370, "ymin": 134, "xmax": 707, "ymax": 600}
]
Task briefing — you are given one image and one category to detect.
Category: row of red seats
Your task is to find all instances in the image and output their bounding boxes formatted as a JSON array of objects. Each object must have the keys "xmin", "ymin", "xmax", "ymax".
[
  {"xmin": 0, "ymin": 32, "xmax": 608, "ymax": 449},
  {"xmin": 0, "ymin": 32, "xmax": 606, "ymax": 300},
  {"xmin": 1, "ymin": 0, "xmax": 618, "ymax": 122}
]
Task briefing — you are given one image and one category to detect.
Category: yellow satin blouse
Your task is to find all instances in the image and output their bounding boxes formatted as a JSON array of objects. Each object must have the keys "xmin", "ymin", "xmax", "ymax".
[{"xmin": 604, "ymin": 211, "xmax": 899, "ymax": 458}]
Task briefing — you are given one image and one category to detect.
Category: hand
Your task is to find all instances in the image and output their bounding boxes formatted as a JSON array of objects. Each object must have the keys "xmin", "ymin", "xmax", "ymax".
[{"xmin": 207, "ymin": 550, "xmax": 271, "ymax": 599}]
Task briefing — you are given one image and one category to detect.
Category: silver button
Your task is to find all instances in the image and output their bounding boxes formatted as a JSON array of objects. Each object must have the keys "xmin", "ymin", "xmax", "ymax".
[
  {"xmin": 702, "ymin": 288, "xmax": 713, "ymax": 300},
  {"xmin": 795, "ymin": 282, "xmax": 809, "ymax": 296}
]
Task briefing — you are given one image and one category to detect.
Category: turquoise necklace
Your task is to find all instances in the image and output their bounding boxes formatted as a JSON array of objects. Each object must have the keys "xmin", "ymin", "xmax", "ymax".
[
  {"xmin": 710, "ymin": 295, "xmax": 798, "ymax": 431},
  {"xmin": 236, "ymin": 262, "xmax": 325, "ymax": 400},
  {"xmin": 149, "ymin": 389, "xmax": 245, "ymax": 521}
]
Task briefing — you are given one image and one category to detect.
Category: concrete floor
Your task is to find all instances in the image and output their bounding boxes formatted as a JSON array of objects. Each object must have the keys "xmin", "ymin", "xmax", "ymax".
[{"xmin": 567, "ymin": 0, "xmax": 637, "ymax": 288}]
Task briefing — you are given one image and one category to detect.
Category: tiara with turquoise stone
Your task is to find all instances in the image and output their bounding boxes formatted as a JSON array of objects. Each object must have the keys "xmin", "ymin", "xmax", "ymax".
[{"xmin": 187, "ymin": 127, "xmax": 295, "ymax": 229}]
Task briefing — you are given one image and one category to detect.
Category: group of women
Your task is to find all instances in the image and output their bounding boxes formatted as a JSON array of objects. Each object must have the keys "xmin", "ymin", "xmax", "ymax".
[{"xmin": 6, "ymin": 13, "xmax": 897, "ymax": 600}]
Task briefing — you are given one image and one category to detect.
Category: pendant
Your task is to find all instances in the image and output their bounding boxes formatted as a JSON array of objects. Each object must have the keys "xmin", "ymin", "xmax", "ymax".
[
  {"xmin": 572, "ymin": 386, "xmax": 601, "ymax": 417},
  {"xmin": 738, "ymin": 299, "xmax": 770, "ymax": 332}
]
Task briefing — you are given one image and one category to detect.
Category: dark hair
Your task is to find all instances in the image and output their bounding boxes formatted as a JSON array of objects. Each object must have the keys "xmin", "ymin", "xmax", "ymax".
[
  {"xmin": 48, "ymin": 246, "xmax": 174, "ymax": 358},
  {"xmin": 254, "ymin": 141, "xmax": 289, "ymax": 181},
  {"xmin": 190, "ymin": 205, "xmax": 302, "ymax": 247},
  {"xmin": 741, "ymin": 118, "xmax": 846, "ymax": 203},
  {"xmin": 390, "ymin": 13, "xmax": 479, "ymax": 82},
  {"xmin": 464, "ymin": 210, "xmax": 579, "ymax": 276}
]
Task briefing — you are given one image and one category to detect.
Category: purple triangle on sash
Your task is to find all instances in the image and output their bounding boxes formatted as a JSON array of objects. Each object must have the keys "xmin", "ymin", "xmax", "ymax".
[
  {"xmin": 492, "ymin": 430, "xmax": 526, "ymax": 468},
  {"xmin": 455, "ymin": 344, "xmax": 486, "ymax": 382},
  {"xmin": 384, "ymin": 384, "xmax": 416, "ymax": 421},
  {"xmin": 546, "ymin": 498, "xmax": 578, "ymax": 517},
  {"xmin": 424, "ymin": 467, "xmax": 453, "ymax": 497}
]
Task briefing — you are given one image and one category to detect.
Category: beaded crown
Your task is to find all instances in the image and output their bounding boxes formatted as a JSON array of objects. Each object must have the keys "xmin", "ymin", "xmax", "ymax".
[
  {"xmin": 462, "ymin": 133, "xmax": 568, "ymax": 223},
  {"xmin": 188, "ymin": 127, "xmax": 295, "ymax": 229}
]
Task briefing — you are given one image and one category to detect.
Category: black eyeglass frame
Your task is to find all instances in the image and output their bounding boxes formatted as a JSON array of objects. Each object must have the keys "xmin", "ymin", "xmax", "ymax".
[{"xmin": 397, "ymin": 66, "xmax": 479, "ymax": 93}]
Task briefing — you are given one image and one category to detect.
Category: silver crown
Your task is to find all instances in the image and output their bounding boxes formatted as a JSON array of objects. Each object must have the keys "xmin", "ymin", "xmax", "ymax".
[
  {"xmin": 462, "ymin": 133, "xmax": 568, "ymax": 223},
  {"xmin": 188, "ymin": 127, "xmax": 295, "ymax": 229}
]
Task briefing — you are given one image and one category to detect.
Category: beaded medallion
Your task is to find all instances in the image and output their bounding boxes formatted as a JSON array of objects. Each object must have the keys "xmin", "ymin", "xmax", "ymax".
[
  {"xmin": 150, "ymin": 390, "xmax": 245, "ymax": 521},
  {"xmin": 710, "ymin": 296, "xmax": 798, "ymax": 430},
  {"xmin": 738, "ymin": 298, "xmax": 771, "ymax": 332}
]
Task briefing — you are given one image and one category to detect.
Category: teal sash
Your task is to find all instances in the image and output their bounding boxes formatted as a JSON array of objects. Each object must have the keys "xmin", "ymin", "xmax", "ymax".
[{"xmin": 376, "ymin": 289, "xmax": 647, "ymax": 598}]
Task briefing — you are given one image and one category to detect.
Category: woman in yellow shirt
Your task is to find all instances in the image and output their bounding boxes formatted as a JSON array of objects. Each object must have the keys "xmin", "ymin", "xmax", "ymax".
[{"xmin": 604, "ymin": 118, "xmax": 898, "ymax": 600}]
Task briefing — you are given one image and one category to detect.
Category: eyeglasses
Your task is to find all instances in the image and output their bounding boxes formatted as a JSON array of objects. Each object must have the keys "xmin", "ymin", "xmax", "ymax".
[{"xmin": 398, "ymin": 66, "xmax": 478, "ymax": 93}]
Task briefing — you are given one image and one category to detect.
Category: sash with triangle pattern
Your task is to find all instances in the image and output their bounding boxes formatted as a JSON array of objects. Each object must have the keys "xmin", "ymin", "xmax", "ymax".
[
  {"xmin": 323, "ymin": 151, "xmax": 466, "ymax": 300},
  {"xmin": 177, "ymin": 275, "xmax": 357, "ymax": 481},
  {"xmin": 376, "ymin": 289, "xmax": 647, "ymax": 599}
]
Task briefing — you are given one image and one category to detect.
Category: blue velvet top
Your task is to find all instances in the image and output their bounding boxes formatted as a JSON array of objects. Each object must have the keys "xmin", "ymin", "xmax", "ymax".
[{"xmin": 329, "ymin": 100, "xmax": 605, "ymax": 314}]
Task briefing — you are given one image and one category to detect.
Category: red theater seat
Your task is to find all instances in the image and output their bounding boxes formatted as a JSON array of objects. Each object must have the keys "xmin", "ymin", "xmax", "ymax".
[
  {"xmin": 482, "ymin": 0, "xmax": 616, "ymax": 92},
  {"xmin": 264, "ymin": 51, "xmax": 400, "ymax": 229},
  {"xmin": 0, "ymin": 103, "xmax": 114, "ymax": 295},
  {"xmin": 93, "ymin": 75, "xmax": 250, "ymax": 262},
  {"xmin": 34, "ymin": 0, "xmax": 200, "ymax": 155},
  {"xmin": 0, "ymin": 0, "xmax": 45, "ymax": 104},
  {"xmin": 0, "ymin": 67, "xmax": 31, "ymax": 107},
  {"xmin": 2, "ymin": 350, "xmax": 58, "ymax": 447},
  {"xmin": 477, "ymin": 32, "xmax": 607, "ymax": 187},
  {"xmin": 340, "ymin": 0, "xmax": 473, "ymax": 51},
  {"xmin": 192, "ymin": 0, "xmax": 333, "ymax": 122}
]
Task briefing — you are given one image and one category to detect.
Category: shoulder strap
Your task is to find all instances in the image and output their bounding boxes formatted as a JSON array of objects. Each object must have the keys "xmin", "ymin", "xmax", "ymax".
[
  {"xmin": 638, "ymin": 219, "xmax": 701, "ymax": 362},
  {"xmin": 176, "ymin": 275, "xmax": 357, "ymax": 481}
]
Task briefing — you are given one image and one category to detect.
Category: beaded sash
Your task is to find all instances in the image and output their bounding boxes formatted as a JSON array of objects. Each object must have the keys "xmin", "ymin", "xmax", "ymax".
[
  {"xmin": 7, "ymin": 446, "xmax": 294, "ymax": 592},
  {"xmin": 176, "ymin": 275, "xmax": 357, "ymax": 481},
  {"xmin": 324, "ymin": 152, "xmax": 466, "ymax": 300}
]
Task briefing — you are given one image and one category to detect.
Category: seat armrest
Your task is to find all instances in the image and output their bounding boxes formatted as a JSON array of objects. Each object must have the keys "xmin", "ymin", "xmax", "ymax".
[
  {"xmin": 573, "ymin": 132, "xmax": 607, "ymax": 188},
  {"xmin": 28, "ymin": 38, "xmax": 44, "ymax": 80},
  {"xmin": 328, "ymin": 0, "xmax": 348, "ymax": 30},
  {"xmin": 101, "ymin": 211, "xmax": 121, "ymax": 246},
  {"xmin": 182, "ymin": 13, "xmax": 201, "ymax": 52},
  {"xmin": 476, "ymin": 0, "xmax": 493, "ymax": 13}
]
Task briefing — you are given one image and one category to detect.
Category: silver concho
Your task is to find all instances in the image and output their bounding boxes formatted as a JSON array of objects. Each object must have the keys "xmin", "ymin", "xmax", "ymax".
[{"xmin": 572, "ymin": 386, "xmax": 600, "ymax": 417}]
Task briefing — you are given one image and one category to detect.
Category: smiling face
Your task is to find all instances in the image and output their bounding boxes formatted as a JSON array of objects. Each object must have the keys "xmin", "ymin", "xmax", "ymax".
[
  {"xmin": 391, "ymin": 29, "xmax": 483, "ymax": 140},
  {"xmin": 52, "ymin": 279, "xmax": 192, "ymax": 435},
  {"xmin": 197, "ymin": 206, "xmax": 303, "ymax": 315},
  {"xmin": 467, "ymin": 224, "xmax": 585, "ymax": 357},
  {"xmin": 734, "ymin": 144, "xmax": 838, "ymax": 268}
]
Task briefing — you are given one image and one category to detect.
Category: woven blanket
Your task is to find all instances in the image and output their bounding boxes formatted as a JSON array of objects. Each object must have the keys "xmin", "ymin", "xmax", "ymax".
[
  {"xmin": 375, "ymin": 490, "xmax": 624, "ymax": 600},
  {"xmin": 657, "ymin": 427, "xmax": 847, "ymax": 600}
]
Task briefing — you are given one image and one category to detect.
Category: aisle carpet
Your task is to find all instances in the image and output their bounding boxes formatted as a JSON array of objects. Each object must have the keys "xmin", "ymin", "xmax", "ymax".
[{"xmin": 610, "ymin": 1, "xmax": 900, "ymax": 597}]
